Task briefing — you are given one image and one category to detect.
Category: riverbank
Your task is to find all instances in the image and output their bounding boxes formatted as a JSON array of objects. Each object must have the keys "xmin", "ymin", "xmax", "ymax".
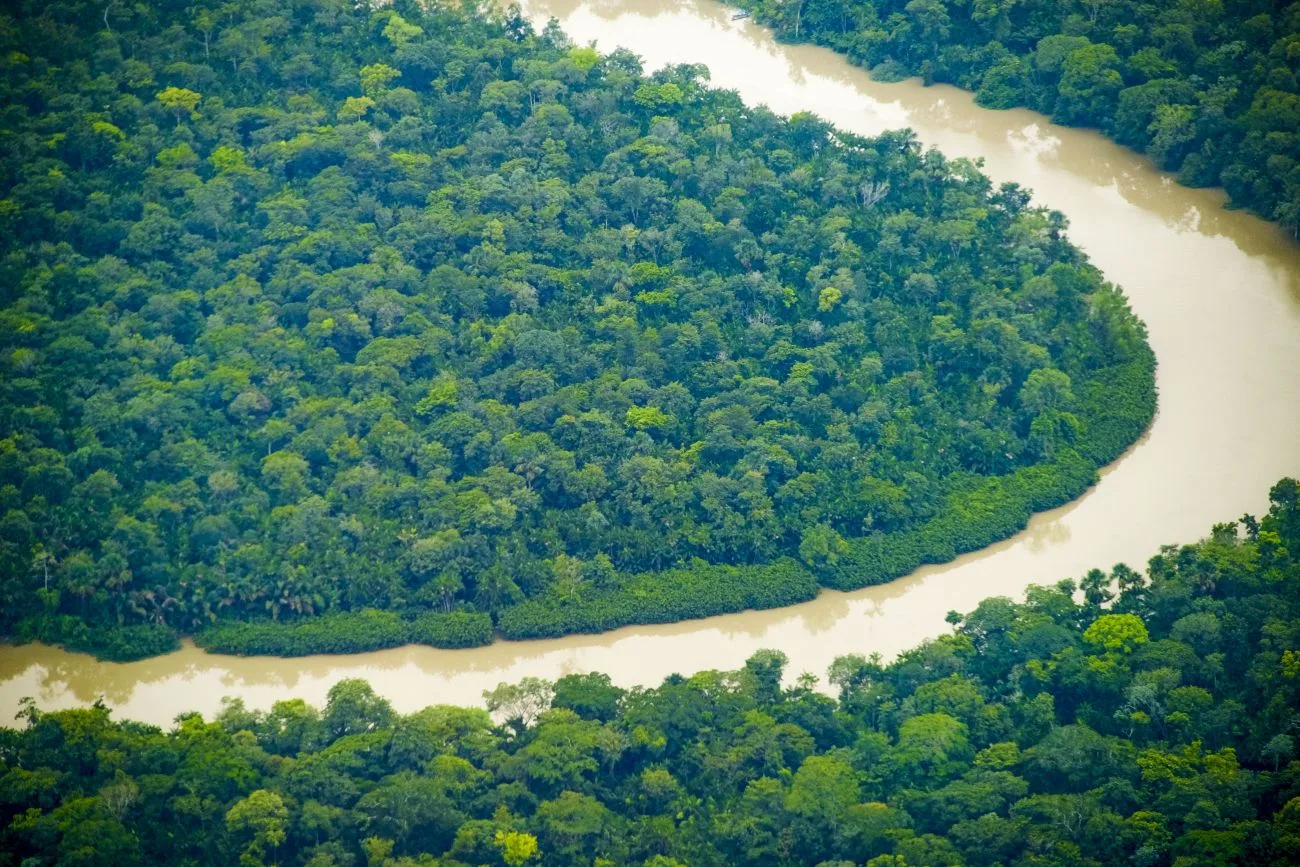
[{"xmin": 7, "ymin": 349, "xmax": 1151, "ymax": 662}]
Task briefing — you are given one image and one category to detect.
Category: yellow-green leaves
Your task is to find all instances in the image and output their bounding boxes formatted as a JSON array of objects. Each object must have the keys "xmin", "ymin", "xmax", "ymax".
[
  {"xmin": 381, "ymin": 13, "xmax": 423, "ymax": 47},
  {"xmin": 225, "ymin": 790, "xmax": 289, "ymax": 860},
  {"xmin": 359, "ymin": 63, "xmax": 400, "ymax": 97},
  {"xmin": 495, "ymin": 830, "xmax": 540, "ymax": 866},
  {"xmin": 155, "ymin": 142, "xmax": 199, "ymax": 168},
  {"xmin": 209, "ymin": 144, "xmax": 247, "ymax": 174},
  {"xmin": 817, "ymin": 285, "xmax": 843, "ymax": 312},
  {"xmin": 340, "ymin": 95, "xmax": 376, "ymax": 121},
  {"xmin": 91, "ymin": 120, "xmax": 124, "ymax": 140},
  {"xmin": 633, "ymin": 82, "xmax": 684, "ymax": 109},
  {"xmin": 625, "ymin": 406, "xmax": 671, "ymax": 432},
  {"xmin": 567, "ymin": 46, "xmax": 600, "ymax": 71},
  {"xmin": 415, "ymin": 374, "xmax": 461, "ymax": 415},
  {"xmin": 1083, "ymin": 613, "xmax": 1150, "ymax": 655},
  {"xmin": 155, "ymin": 86, "xmax": 201, "ymax": 120}
]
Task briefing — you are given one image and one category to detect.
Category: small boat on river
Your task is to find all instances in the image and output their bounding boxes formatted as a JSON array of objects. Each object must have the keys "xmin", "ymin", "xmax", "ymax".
[{"xmin": 731, "ymin": 10, "xmax": 750, "ymax": 19}]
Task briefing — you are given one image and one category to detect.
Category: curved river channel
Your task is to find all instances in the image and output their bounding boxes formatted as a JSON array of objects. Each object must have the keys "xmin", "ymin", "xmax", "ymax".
[{"xmin": 3, "ymin": 0, "xmax": 1300, "ymax": 727}]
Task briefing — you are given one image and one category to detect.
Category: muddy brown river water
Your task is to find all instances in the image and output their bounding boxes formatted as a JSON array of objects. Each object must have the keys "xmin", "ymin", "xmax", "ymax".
[{"xmin": 3, "ymin": 0, "xmax": 1300, "ymax": 727}]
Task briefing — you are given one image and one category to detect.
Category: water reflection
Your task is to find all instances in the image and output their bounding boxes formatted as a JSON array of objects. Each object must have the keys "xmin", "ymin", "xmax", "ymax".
[{"xmin": 1006, "ymin": 123, "xmax": 1062, "ymax": 161}]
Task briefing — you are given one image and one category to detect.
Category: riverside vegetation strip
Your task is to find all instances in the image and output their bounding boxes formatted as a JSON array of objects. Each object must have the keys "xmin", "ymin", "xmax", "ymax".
[
  {"xmin": 0, "ymin": 0, "xmax": 1152, "ymax": 660},
  {"xmin": 3, "ymin": 480, "xmax": 1300, "ymax": 866},
  {"xmin": 733, "ymin": 0, "xmax": 1300, "ymax": 238}
]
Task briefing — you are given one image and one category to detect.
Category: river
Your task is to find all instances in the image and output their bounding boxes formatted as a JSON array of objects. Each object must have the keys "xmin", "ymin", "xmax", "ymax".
[{"xmin": 2, "ymin": 0, "xmax": 1299, "ymax": 728}]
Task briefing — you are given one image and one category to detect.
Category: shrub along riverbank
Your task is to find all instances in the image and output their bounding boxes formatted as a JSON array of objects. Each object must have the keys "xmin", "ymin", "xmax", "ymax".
[
  {"xmin": 498, "ymin": 559, "xmax": 820, "ymax": 639},
  {"xmin": 13, "ymin": 616, "xmax": 180, "ymax": 663},
  {"xmin": 194, "ymin": 610, "xmax": 493, "ymax": 657}
]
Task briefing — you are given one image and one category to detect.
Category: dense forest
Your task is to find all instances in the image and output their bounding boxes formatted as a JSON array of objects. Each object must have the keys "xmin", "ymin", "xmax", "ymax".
[
  {"xmin": 3, "ymin": 479, "xmax": 1299, "ymax": 866},
  {"xmin": 0, "ymin": 0, "xmax": 1155, "ymax": 660},
  {"xmin": 735, "ymin": 0, "xmax": 1300, "ymax": 238}
]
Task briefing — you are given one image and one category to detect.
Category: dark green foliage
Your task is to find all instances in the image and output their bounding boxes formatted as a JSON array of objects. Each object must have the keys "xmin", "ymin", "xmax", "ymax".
[
  {"xmin": 0, "ymin": 0, "xmax": 1153, "ymax": 659},
  {"xmin": 407, "ymin": 611, "xmax": 494, "ymax": 649},
  {"xmin": 13, "ymin": 616, "xmax": 178, "ymax": 662},
  {"xmin": 498, "ymin": 558, "xmax": 819, "ymax": 638},
  {"xmin": 195, "ymin": 610, "xmax": 413, "ymax": 656},
  {"xmin": 1071, "ymin": 358, "xmax": 1158, "ymax": 466},
  {"xmin": 824, "ymin": 448, "xmax": 1097, "ymax": 590},
  {"xmin": 195, "ymin": 609, "xmax": 492, "ymax": 655},
  {"xmin": 735, "ymin": 0, "xmax": 1300, "ymax": 239},
  {"xmin": 5, "ymin": 480, "xmax": 1300, "ymax": 867},
  {"xmin": 552, "ymin": 672, "xmax": 625, "ymax": 722},
  {"xmin": 823, "ymin": 349, "xmax": 1156, "ymax": 591}
]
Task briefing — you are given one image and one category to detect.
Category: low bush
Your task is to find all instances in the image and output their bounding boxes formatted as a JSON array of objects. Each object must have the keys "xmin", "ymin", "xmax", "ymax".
[
  {"xmin": 498, "ymin": 559, "xmax": 819, "ymax": 639},
  {"xmin": 14, "ymin": 616, "xmax": 179, "ymax": 662},
  {"xmin": 407, "ymin": 611, "xmax": 494, "ymax": 649},
  {"xmin": 196, "ymin": 609, "xmax": 493, "ymax": 656}
]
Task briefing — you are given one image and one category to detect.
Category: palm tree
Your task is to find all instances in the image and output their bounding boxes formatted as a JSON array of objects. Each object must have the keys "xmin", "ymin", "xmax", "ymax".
[
  {"xmin": 433, "ymin": 567, "xmax": 464, "ymax": 613},
  {"xmin": 129, "ymin": 586, "xmax": 178, "ymax": 626},
  {"xmin": 473, "ymin": 566, "xmax": 521, "ymax": 613}
]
